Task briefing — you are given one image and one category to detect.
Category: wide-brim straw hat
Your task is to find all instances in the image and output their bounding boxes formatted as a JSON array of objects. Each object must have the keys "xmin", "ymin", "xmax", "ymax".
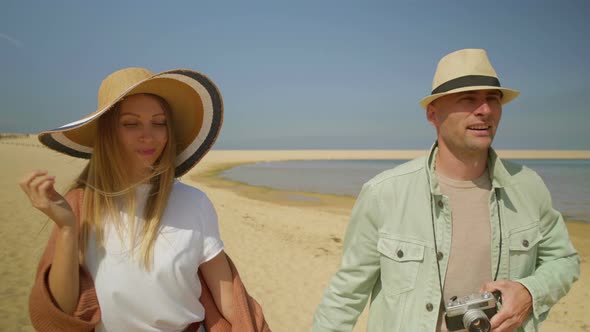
[
  {"xmin": 419, "ymin": 49, "xmax": 520, "ymax": 109},
  {"xmin": 38, "ymin": 67, "xmax": 223, "ymax": 177}
]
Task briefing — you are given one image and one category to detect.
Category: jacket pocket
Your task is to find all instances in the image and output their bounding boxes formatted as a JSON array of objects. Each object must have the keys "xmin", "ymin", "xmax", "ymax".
[
  {"xmin": 508, "ymin": 222, "xmax": 542, "ymax": 279},
  {"xmin": 377, "ymin": 236, "xmax": 425, "ymax": 296}
]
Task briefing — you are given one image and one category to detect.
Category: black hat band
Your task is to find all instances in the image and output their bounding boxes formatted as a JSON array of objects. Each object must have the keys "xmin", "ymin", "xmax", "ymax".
[{"xmin": 431, "ymin": 75, "xmax": 501, "ymax": 95}]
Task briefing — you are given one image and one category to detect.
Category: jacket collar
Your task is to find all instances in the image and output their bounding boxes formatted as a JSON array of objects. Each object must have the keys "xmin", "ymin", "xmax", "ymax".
[{"xmin": 425, "ymin": 141, "xmax": 512, "ymax": 195}]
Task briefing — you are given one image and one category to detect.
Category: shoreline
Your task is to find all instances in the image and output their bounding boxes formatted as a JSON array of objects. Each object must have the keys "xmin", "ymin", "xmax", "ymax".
[
  {"xmin": 191, "ymin": 161, "xmax": 357, "ymax": 216},
  {"xmin": 208, "ymin": 149, "xmax": 590, "ymax": 160},
  {"xmin": 195, "ymin": 159, "xmax": 589, "ymax": 223}
]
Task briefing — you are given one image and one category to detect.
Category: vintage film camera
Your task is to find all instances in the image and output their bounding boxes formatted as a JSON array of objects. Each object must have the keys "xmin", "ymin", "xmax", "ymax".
[{"xmin": 444, "ymin": 291, "xmax": 500, "ymax": 332}]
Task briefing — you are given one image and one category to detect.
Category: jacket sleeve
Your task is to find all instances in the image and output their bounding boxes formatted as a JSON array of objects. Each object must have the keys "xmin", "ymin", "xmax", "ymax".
[
  {"xmin": 516, "ymin": 179, "xmax": 580, "ymax": 321},
  {"xmin": 312, "ymin": 183, "xmax": 382, "ymax": 332},
  {"xmin": 201, "ymin": 254, "xmax": 271, "ymax": 332},
  {"xmin": 28, "ymin": 190, "xmax": 101, "ymax": 332}
]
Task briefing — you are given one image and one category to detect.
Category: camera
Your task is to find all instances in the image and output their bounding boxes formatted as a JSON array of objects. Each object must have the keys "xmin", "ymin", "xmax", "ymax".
[{"xmin": 444, "ymin": 291, "xmax": 499, "ymax": 332}]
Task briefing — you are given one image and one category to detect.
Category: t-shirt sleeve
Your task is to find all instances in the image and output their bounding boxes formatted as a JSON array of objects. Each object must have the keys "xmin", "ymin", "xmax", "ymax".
[{"xmin": 198, "ymin": 193, "xmax": 224, "ymax": 265}]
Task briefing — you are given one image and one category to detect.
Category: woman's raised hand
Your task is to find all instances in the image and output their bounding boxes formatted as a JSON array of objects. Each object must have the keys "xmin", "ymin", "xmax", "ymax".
[{"xmin": 19, "ymin": 170, "xmax": 76, "ymax": 229}]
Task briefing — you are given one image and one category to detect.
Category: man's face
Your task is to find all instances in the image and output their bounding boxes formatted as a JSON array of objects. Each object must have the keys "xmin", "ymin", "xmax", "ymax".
[{"xmin": 427, "ymin": 89, "xmax": 503, "ymax": 156}]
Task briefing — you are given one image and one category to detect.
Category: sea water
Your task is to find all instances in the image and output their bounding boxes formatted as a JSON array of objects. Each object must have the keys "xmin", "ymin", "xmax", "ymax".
[{"xmin": 221, "ymin": 159, "xmax": 590, "ymax": 222}]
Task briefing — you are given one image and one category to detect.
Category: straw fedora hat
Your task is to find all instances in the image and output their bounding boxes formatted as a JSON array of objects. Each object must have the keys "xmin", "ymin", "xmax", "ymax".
[
  {"xmin": 419, "ymin": 49, "xmax": 520, "ymax": 109},
  {"xmin": 38, "ymin": 67, "xmax": 223, "ymax": 177}
]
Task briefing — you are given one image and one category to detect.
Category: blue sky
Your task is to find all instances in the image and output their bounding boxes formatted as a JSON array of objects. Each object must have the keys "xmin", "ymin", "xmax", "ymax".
[{"xmin": 1, "ymin": 0, "xmax": 589, "ymax": 149}]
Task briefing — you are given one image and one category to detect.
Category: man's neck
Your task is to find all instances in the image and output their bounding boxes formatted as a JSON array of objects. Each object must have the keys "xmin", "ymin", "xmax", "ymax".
[{"xmin": 435, "ymin": 145, "xmax": 489, "ymax": 181}]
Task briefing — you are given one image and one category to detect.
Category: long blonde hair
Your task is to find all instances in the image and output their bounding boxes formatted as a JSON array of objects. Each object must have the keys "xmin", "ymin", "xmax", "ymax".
[{"xmin": 72, "ymin": 93, "xmax": 177, "ymax": 270}]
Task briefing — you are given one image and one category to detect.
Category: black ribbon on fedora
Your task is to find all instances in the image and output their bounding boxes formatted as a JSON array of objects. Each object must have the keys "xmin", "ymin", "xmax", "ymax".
[{"xmin": 431, "ymin": 75, "xmax": 501, "ymax": 95}]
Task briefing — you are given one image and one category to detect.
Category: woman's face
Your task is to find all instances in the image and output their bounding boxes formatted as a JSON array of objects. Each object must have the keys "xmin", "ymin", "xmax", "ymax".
[{"xmin": 116, "ymin": 94, "xmax": 169, "ymax": 178}]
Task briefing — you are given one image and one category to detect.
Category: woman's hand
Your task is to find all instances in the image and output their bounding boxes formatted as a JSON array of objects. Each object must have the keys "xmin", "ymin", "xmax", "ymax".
[{"xmin": 19, "ymin": 170, "xmax": 76, "ymax": 229}]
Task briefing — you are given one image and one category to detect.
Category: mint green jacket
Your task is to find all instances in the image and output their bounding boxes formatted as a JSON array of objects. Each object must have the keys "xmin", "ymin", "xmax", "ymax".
[{"xmin": 312, "ymin": 145, "xmax": 579, "ymax": 332}]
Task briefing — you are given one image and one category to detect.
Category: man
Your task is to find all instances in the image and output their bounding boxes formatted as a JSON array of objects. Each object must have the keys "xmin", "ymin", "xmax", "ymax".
[{"xmin": 311, "ymin": 49, "xmax": 579, "ymax": 332}]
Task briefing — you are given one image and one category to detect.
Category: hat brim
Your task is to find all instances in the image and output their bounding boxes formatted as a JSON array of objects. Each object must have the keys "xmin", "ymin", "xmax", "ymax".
[
  {"xmin": 419, "ymin": 86, "xmax": 520, "ymax": 109},
  {"xmin": 38, "ymin": 69, "xmax": 223, "ymax": 177}
]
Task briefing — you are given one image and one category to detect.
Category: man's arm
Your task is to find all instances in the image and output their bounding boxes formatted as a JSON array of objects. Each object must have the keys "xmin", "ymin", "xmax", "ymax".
[
  {"xmin": 312, "ymin": 183, "xmax": 382, "ymax": 332},
  {"xmin": 516, "ymin": 179, "xmax": 580, "ymax": 321}
]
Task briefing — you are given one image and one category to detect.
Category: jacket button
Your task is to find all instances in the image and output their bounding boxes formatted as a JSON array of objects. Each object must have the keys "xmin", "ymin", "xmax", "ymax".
[
  {"xmin": 437, "ymin": 252, "xmax": 444, "ymax": 261},
  {"xmin": 397, "ymin": 250, "xmax": 404, "ymax": 258},
  {"xmin": 437, "ymin": 200, "xmax": 444, "ymax": 208},
  {"xmin": 522, "ymin": 239, "xmax": 529, "ymax": 247},
  {"xmin": 426, "ymin": 303, "xmax": 433, "ymax": 311}
]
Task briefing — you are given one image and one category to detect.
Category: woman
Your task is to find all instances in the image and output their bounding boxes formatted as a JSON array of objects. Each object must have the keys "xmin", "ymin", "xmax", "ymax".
[{"xmin": 20, "ymin": 68, "xmax": 268, "ymax": 331}]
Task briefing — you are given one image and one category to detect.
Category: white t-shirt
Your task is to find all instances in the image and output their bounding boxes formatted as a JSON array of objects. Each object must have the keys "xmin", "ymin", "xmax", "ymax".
[{"xmin": 84, "ymin": 180, "xmax": 224, "ymax": 332}]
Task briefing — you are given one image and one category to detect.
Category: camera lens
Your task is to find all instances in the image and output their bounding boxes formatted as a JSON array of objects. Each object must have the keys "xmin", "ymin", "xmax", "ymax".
[
  {"xmin": 470, "ymin": 318, "xmax": 490, "ymax": 332},
  {"xmin": 462, "ymin": 309, "xmax": 491, "ymax": 332}
]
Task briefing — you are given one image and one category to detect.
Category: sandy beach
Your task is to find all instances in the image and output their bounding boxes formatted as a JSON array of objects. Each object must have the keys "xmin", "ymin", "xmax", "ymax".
[{"xmin": 1, "ymin": 136, "xmax": 588, "ymax": 331}]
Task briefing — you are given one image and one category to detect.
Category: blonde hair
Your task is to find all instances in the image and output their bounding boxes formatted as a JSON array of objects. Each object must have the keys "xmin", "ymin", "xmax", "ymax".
[{"xmin": 71, "ymin": 93, "xmax": 177, "ymax": 270}]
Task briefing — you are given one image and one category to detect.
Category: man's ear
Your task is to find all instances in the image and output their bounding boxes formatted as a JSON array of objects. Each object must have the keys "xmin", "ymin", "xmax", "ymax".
[{"xmin": 426, "ymin": 103, "xmax": 437, "ymax": 127}]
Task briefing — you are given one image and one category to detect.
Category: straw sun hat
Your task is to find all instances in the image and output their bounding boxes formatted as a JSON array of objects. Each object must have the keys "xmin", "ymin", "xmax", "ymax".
[
  {"xmin": 38, "ymin": 68, "xmax": 223, "ymax": 177},
  {"xmin": 419, "ymin": 48, "xmax": 520, "ymax": 109}
]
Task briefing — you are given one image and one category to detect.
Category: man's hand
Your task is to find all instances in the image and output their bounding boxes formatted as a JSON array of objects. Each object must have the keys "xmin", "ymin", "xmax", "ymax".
[{"xmin": 481, "ymin": 280, "xmax": 533, "ymax": 332}]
